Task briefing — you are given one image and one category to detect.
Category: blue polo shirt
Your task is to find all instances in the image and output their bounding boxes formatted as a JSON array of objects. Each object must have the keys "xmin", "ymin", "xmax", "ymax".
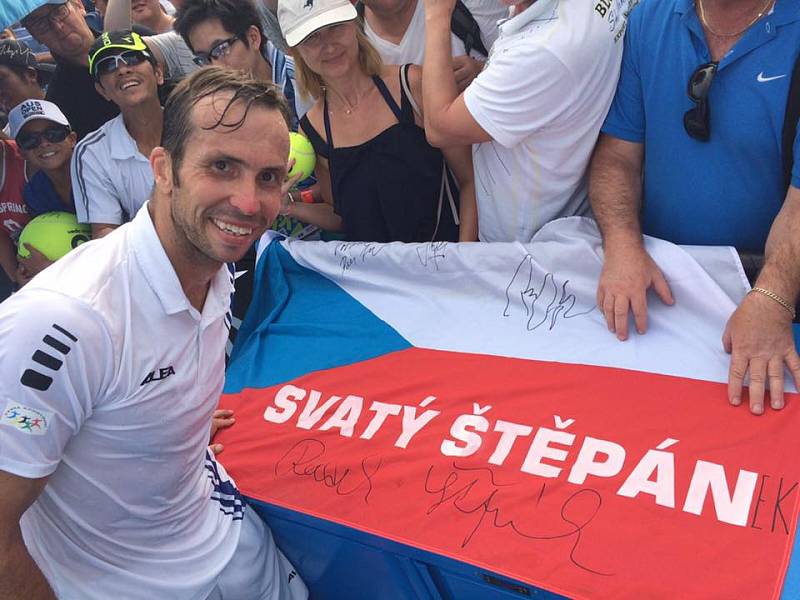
[{"xmin": 602, "ymin": 0, "xmax": 800, "ymax": 251}]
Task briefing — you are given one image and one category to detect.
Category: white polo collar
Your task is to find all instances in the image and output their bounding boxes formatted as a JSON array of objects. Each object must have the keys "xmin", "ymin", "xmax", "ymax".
[
  {"xmin": 129, "ymin": 203, "xmax": 232, "ymax": 323},
  {"xmin": 498, "ymin": 0, "xmax": 559, "ymax": 38},
  {"xmin": 108, "ymin": 114, "xmax": 150, "ymax": 162}
]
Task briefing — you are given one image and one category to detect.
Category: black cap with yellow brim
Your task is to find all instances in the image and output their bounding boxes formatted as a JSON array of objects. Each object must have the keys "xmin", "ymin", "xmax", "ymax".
[{"xmin": 88, "ymin": 30, "xmax": 151, "ymax": 77}]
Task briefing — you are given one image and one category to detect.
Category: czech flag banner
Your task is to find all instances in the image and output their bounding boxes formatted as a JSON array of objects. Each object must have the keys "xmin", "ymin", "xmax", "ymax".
[{"xmin": 219, "ymin": 218, "xmax": 800, "ymax": 599}]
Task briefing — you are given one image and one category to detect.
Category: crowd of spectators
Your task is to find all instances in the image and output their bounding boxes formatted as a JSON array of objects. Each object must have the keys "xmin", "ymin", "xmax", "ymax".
[{"xmin": 0, "ymin": 0, "xmax": 798, "ymax": 594}]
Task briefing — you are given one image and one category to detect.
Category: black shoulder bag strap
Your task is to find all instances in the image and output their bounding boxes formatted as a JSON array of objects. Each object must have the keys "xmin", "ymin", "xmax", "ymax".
[
  {"xmin": 781, "ymin": 51, "xmax": 800, "ymax": 191},
  {"xmin": 356, "ymin": 0, "xmax": 489, "ymax": 58}
]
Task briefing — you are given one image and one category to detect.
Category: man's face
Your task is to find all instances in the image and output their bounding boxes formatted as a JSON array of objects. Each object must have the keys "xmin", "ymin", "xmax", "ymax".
[
  {"xmin": 17, "ymin": 119, "xmax": 76, "ymax": 172},
  {"xmin": 188, "ymin": 20, "xmax": 261, "ymax": 72},
  {"xmin": 94, "ymin": 52, "xmax": 163, "ymax": 110},
  {"xmin": 23, "ymin": 1, "xmax": 94, "ymax": 63},
  {"xmin": 131, "ymin": 0, "xmax": 163, "ymax": 24},
  {"xmin": 0, "ymin": 66, "xmax": 41, "ymax": 111},
  {"xmin": 157, "ymin": 94, "xmax": 290, "ymax": 266}
]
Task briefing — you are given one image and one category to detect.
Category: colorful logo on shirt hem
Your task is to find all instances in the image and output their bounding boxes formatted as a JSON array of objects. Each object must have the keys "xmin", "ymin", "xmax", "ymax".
[{"xmin": 1, "ymin": 401, "xmax": 51, "ymax": 435}]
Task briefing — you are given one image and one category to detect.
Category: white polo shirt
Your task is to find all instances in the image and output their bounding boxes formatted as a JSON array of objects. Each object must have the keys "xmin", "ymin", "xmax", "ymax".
[
  {"xmin": 71, "ymin": 113, "xmax": 154, "ymax": 226},
  {"xmin": 0, "ymin": 204, "xmax": 243, "ymax": 599},
  {"xmin": 364, "ymin": 0, "xmax": 506, "ymax": 65},
  {"xmin": 463, "ymin": 0, "xmax": 631, "ymax": 242}
]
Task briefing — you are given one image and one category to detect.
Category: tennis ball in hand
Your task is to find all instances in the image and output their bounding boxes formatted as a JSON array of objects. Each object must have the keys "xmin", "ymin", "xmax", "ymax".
[
  {"xmin": 287, "ymin": 132, "xmax": 316, "ymax": 181},
  {"xmin": 17, "ymin": 212, "xmax": 91, "ymax": 261}
]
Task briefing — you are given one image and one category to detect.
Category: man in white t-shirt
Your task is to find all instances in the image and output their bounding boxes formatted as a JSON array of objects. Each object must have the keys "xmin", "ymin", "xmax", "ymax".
[
  {"xmin": 422, "ymin": 0, "xmax": 633, "ymax": 242},
  {"xmin": 71, "ymin": 30, "xmax": 164, "ymax": 238},
  {"xmin": 0, "ymin": 67, "xmax": 307, "ymax": 600},
  {"xmin": 361, "ymin": 0, "xmax": 505, "ymax": 90}
]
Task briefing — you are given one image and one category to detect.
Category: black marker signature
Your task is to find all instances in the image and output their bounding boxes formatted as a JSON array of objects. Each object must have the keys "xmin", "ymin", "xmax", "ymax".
[
  {"xmin": 274, "ymin": 438, "xmax": 382, "ymax": 504},
  {"xmin": 334, "ymin": 242, "xmax": 384, "ymax": 275},
  {"xmin": 503, "ymin": 254, "xmax": 594, "ymax": 331},
  {"xmin": 416, "ymin": 242, "xmax": 448, "ymax": 271},
  {"xmin": 424, "ymin": 462, "xmax": 612, "ymax": 576}
]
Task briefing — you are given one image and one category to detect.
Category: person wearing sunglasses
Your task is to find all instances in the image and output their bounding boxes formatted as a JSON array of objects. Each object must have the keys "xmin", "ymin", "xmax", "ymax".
[
  {"xmin": 71, "ymin": 30, "xmax": 164, "ymax": 240},
  {"xmin": 7, "ymin": 100, "xmax": 77, "ymax": 287},
  {"xmin": 588, "ymin": 0, "xmax": 800, "ymax": 416},
  {"xmin": 174, "ymin": 0, "xmax": 312, "ymax": 130}
]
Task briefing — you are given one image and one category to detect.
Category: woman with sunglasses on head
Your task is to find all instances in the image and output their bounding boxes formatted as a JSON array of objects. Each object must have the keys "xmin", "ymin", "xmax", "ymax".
[
  {"xmin": 276, "ymin": 0, "xmax": 477, "ymax": 242},
  {"xmin": 7, "ymin": 100, "xmax": 78, "ymax": 286}
]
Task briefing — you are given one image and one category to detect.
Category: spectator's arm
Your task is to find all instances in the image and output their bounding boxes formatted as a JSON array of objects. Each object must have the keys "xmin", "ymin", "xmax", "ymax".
[
  {"xmin": 0, "ymin": 233, "xmax": 18, "ymax": 283},
  {"xmin": 90, "ymin": 224, "xmax": 119, "ymax": 238},
  {"xmin": 406, "ymin": 64, "xmax": 477, "ymax": 240},
  {"xmin": 0, "ymin": 471, "xmax": 54, "ymax": 599},
  {"xmin": 421, "ymin": 0, "xmax": 491, "ymax": 147},
  {"xmin": 589, "ymin": 134, "xmax": 673, "ymax": 341},
  {"xmin": 282, "ymin": 156, "xmax": 342, "ymax": 232},
  {"xmin": 103, "ymin": 0, "xmax": 133, "ymax": 31},
  {"xmin": 724, "ymin": 186, "xmax": 800, "ymax": 415}
]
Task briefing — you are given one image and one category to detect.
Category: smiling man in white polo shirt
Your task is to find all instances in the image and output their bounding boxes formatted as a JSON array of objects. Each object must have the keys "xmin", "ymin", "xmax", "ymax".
[
  {"xmin": 0, "ymin": 67, "xmax": 307, "ymax": 599},
  {"xmin": 71, "ymin": 30, "xmax": 164, "ymax": 239},
  {"xmin": 421, "ymin": 0, "xmax": 633, "ymax": 242}
]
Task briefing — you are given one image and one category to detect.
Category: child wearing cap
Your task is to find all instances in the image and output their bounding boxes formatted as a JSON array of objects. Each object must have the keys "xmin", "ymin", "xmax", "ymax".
[
  {"xmin": 8, "ymin": 99, "xmax": 78, "ymax": 285},
  {"xmin": 10, "ymin": 99, "xmax": 76, "ymax": 217}
]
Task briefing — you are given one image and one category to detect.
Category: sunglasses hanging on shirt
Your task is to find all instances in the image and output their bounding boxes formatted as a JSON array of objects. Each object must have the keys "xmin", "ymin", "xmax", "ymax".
[{"xmin": 683, "ymin": 62, "xmax": 718, "ymax": 141}]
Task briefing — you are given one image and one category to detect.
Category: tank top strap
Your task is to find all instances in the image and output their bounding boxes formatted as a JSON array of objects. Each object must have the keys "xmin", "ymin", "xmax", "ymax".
[
  {"xmin": 299, "ymin": 113, "xmax": 330, "ymax": 160},
  {"xmin": 372, "ymin": 75, "xmax": 403, "ymax": 122},
  {"xmin": 322, "ymin": 91, "xmax": 335, "ymax": 153}
]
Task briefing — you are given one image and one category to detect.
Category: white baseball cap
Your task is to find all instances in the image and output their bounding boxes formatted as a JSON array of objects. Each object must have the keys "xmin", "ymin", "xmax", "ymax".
[
  {"xmin": 277, "ymin": 0, "xmax": 358, "ymax": 48},
  {"xmin": 8, "ymin": 99, "xmax": 70, "ymax": 139}
]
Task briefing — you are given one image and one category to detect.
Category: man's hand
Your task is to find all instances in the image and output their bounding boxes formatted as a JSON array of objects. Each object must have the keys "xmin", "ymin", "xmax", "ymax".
[
  {"xmin": 723, "ymin": 292, "xmax": 800, "ymax": 415},
  {"xmin": 209, "ymin": 409, "xmax": 235, "ymax": 455},
  {"xmin": 597, "ymin": 241, "xmax": 674, "ymax": 340},
  {"xmin": 452, "ymin": 55, "xmax": 483, "ymax": 91}
]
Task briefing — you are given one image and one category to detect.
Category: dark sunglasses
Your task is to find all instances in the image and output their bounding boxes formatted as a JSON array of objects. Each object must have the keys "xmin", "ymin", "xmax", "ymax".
[
  {"xmin": 93, "ymin": 50, "xmax": 150, "ymax": 79},
  {"xmin": 23, "ymin": 2, "xmax": 71, "ymax": 37},
  {"xmin": 17, "ymin": 126, "xmax": 71, "ymax": 151},
  {"xmin": 192, "ymin": 35, "xmax": 242, "ymax": 66},
  {"xmin": 683, "ymin": 62, "xmax": 718, "ymax": 142}
]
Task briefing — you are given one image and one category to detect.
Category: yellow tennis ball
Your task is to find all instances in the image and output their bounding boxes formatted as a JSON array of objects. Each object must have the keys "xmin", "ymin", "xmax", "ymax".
[
  {"xmin": 288, "ymin": 132, "xmax": 316, "ymax": 181},
  {"xmin": 17, "ymin": 212, "xmax": 91, "ymax": 261}
]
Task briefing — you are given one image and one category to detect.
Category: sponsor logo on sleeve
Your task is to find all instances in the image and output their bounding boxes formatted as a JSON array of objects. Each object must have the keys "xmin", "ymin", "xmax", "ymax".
[{"xmin": 2, "ymin": 401, "xmax": 52, "ymax": 435}]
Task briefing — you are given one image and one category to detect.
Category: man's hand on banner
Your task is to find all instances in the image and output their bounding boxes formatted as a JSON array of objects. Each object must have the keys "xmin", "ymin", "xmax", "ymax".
[
  {"xmin": 597, "ymin": 242, "xmax": 674, "ymax": 341},
  {"xmin": 209, "ymin": 409, "xmax": 236, "ymax": 455},
  {"xmin": 724, "ymin": 294, "xmax": 800, "ymax": 415}
]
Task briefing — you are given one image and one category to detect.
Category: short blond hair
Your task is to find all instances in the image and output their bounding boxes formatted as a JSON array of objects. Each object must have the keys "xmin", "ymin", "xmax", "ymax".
[{"xmin": 290, "ymin": 25, "xmax": 383, "ymax": 101}]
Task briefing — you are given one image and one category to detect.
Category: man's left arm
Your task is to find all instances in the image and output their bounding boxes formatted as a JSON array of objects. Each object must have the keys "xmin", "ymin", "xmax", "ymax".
[
  {"xmin": 723, "ymin": 185, "xmax": 800, "ymax": 414},
  {"xmin": 422, "ymin": 0, "xmax": 492, "ymax": 147}
]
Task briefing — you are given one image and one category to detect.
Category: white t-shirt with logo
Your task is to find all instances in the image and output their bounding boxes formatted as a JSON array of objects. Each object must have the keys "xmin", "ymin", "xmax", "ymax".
[
  {"xmin": 0, "ymin": 205, "xmax": 243, "ymax": 599},
  {"xmin": 463, "ymin": 0, "xmax": 632, "ymax": 242},
  {"xmin": 364, "ymin": 0, "xmax": 506, "ymax": 65}
]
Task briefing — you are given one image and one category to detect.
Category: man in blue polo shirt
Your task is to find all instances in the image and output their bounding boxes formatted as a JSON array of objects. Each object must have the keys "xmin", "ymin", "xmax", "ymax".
[{"xmin": 589, "ymin": 0, "xmax": 800, "ymax": 415}]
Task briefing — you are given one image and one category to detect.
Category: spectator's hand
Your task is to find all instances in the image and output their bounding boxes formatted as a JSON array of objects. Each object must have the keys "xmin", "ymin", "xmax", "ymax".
[
  {"xmin": 209, "ymin": 409, "xmax": 235, "ymax": 455},
  {"xmin": 597, "ymin": 241, "xmax": 673, "ymax": 340},
  {"xmin": 14, "ymin": 262, "xmax": 33, "ymax": 288},
  {"xmin": 723, "ymin": 292, "xmax": 800, "ymax": 415},
  {"xmin": 18, "ymin": 244, "xmax": 54, "ymax": 280},
  {"xmin": 280, "ymin": 159, "xmax": 304, "ymax": 216},
  {"xmin": 452, "ymin": 55, "xmax": 484, "ymax": 91}
]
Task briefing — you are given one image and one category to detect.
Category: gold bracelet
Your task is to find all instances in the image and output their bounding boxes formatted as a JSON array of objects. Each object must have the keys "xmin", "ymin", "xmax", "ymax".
[{"xmin": 749, "ymin": 287, "xmax": 796, "ymax": 319}]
